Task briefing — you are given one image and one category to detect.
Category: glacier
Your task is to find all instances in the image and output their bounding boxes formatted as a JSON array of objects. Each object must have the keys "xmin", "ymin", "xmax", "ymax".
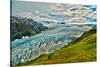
[{"xmin": 11, "ymin": 24, "xmax": 94, "ymax": 65}]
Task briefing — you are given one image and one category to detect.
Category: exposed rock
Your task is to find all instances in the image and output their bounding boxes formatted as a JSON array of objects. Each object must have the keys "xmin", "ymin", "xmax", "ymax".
[{"xmin": 10, "ymin": 16, "xmax": 48, "ymax": 41}]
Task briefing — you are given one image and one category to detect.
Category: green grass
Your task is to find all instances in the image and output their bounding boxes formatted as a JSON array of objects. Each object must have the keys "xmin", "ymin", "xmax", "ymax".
[
  {"xmin": 83, "ymin": 43, "xmax": 96, "ymax": 50},
  {"xmin": 17, "ymin": 28, "xmax": 96, "ymax": 66}
]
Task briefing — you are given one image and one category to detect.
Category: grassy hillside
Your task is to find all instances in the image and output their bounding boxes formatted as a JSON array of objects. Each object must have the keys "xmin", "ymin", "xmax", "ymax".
[{"xmin": 17, "ymin": 28, "xmax": 96, "ymax": 66}]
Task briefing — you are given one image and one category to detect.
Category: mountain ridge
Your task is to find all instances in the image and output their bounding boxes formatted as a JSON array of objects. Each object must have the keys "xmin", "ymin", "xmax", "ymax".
[{"xmin": 10, "ymin": 16, "xmax": 48, "ymax": 41}]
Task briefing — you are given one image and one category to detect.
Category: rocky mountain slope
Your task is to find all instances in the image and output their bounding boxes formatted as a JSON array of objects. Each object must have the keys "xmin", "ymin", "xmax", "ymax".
[{"xmin": 10, "ymin": 16, "xmax": 48, "ymax": 41}]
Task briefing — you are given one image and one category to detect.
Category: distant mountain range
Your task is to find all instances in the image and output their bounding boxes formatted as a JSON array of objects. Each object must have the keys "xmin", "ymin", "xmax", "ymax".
[{"xmin": 10, "ymin": 16, "xmax": 48, "ymax": 41}]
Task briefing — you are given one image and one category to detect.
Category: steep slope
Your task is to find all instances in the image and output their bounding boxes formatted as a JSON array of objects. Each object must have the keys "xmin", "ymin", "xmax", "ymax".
[
  {"xmin": 17, "ymin": 28, "xmax": 96, "ymax": 66},
  {"xmin": 10, "ymin": 16, "xmax": 48, "ymax": 41}
]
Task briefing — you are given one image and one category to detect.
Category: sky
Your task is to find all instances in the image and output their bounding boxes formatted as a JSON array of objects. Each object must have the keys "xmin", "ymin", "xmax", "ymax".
[{"xmin": 11, "ymin": 1, "xmax": 97, "ymax": 24}]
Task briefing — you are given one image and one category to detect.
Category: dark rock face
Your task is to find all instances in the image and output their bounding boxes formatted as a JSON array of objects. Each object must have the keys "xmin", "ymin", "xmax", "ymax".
[{"xmin": 10, "ymin": 16, "xmax": 48, "ymax": 41}]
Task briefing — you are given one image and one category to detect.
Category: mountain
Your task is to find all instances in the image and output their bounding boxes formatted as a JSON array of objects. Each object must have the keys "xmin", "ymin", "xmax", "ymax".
[
  {"xmin": 17, "ymin": 28, "xmax": 96, "ymax": 66},
  {"xmin": 10, "ymin": 16, "xmax": 48, "ymax": 41}
]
